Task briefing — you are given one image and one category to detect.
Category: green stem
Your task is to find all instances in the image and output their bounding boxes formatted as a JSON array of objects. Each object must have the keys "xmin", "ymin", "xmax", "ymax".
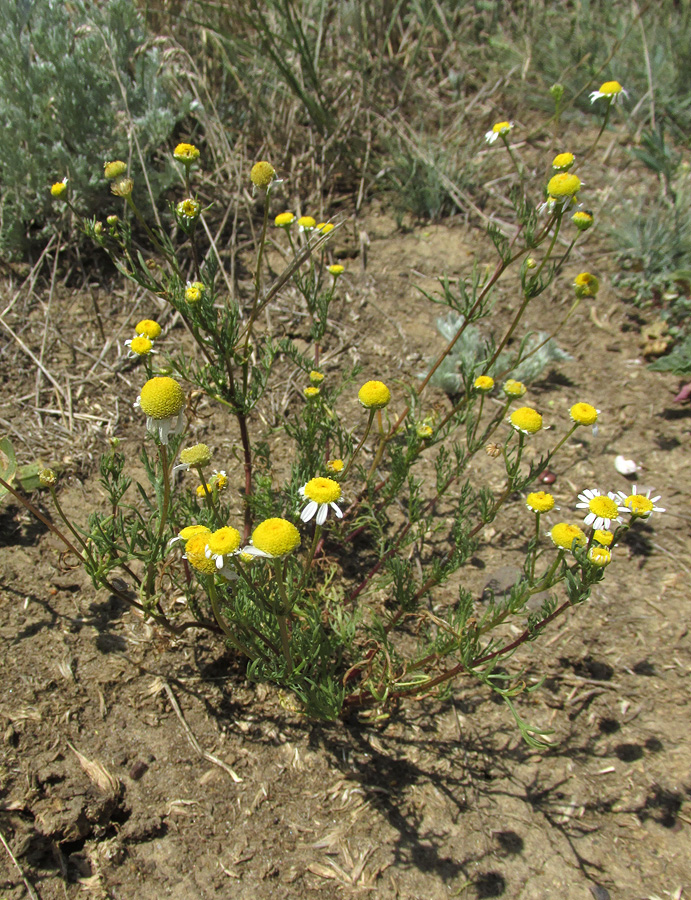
[
  {"xmin": 207, "ymin": 577, "xmax": 257, "ymax": 659},
  {"xmin": 273, "ymin": 559, "xmax": 294, "ymax": 673},
  {"xmin": 342, "ymin": 409, "xmax": 376, "ymax": 480}
]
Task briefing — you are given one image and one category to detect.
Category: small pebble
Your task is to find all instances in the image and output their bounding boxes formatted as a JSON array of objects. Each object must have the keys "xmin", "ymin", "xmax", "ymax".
[{"xmin": 129, "ymin": 760, "xmax": 149, "ymax": 781}]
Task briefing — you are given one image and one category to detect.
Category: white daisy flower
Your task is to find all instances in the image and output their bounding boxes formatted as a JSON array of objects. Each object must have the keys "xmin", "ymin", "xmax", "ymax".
[
  {"xmin": 204, "ymin": 526, "xmax": 241, "ymax": 571},
  {"xmin": 589, "ymin": 80, "xmax": 628, "ymax": 104},
  {"xmin": 299, "ymin": 477, "xmax": 343, "ymax": 525},
  {"xmin": 576, "ymin": 488, "xmax": 625, "ymax": 530},
  {"xmin": 485, "ymin": 121, "xmax": 513, "ymax": 144},
  {"xmin": 615, "ymin": 485, "xmax": 665, "ymax": 519}
]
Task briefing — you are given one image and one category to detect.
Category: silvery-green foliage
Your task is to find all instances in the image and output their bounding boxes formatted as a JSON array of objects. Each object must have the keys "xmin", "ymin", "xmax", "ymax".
[{"xmin": 0, "ymin": 0, "xmax": 189, "ymax": 256}]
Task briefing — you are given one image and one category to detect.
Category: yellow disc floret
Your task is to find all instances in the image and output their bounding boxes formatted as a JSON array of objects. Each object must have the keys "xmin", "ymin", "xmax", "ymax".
[
  {"xmin": 139, "ymin": 377, "xmax": 185, "ymax": 420},
  {"xmin": 129, "ymin": 336, "xmax": 153, "ymax": 356},
  {"xmin": 178, "ymin": 524, "xmax": 211, "ymax": 542},
  {"xmin": 304, "ymin": 386, "xmax": 320, "ymax": 398},
  {"xmin": 303, "ymin": 477, "xmax": 341, "ymax": 505},
  {"xmin": 104, "ymin": 160, "xmax": 127, "ymax": 180},
  {"xmin": 572, "ymin": 210, "xmax": 594, "ymax": 232},
  {"xmin": 298, "ymin": 216, "xmax": 316, "ymax": 229},
  {"xmin": 598, "ymin": 81, "xmax": 623, "ymax": 97},
  {"xmin": 250, "ymin": 161, "xmax": 275, "ymax": 187},
  {"xmin": 275, "ymin": 212, "xmax": 295, "ymax": 227},
  {"xmin": 509, "ymin": 407, "xmax": 543, "ymax": 434},
  {"xmin": 251, "ymin": 518, "xmax": 301, "ymax": 557},
  {"xmin": 328, "ymin": 264, "xmax": 345, "ymax": 276},
  {"xmin": 327, "ymin": 459, "xmax": 344, "ymax": 473},
  {"xmin": 588, "ymin": 546, "xmax": 612, "ymax": 567},
  {"xmin": 206, "ymin": 526, "xmax": 241, "ymax": 557},
  {"xmin": 309, "ymin": 370, "xmax": 324, "ymax": 385},
  {"xmin": 547, "ymin": 172, "xmax": 581, "ymax": 199},
  {"xmin": 174, "ymin": 143, "xmax": 200, "ymax": 164},
  {"xmin": 185, "ymin": 532, "xmax": 217, "ymax": 575},
  {"xmin": 135, "ymin": 319, "xmax": 162, "ymax": 340},
  {"xmin": 593, "ymin": 529, "xmax": 614, "ymax": 546},
  {"xmin": 624, "ymin": 494, "xmax": 654, "ymax": 516},
  {"xmin": 550, "ymin": 523, "xmax": 587, "ymax": 551},
  {"xmin": 180, "ymin": 443, "xmax": 211, "ymax": 467},
  {"xmin": 503, "ymin": 379, "xmax": 527, "ymax": 398},
  {"xmin": 552, "ymin": 152, "xmax": 575, "ymax": 171},
  {"xmin": 417, "ymin": 424, "xmax": 434, "ymax": 438},
  {"xmin": 474, "ymin": 375, "xmax": 494, "ymax": 392},
  {"xmin": 570, "ymin": 402, "xmax": 599, "ymax": 426},
  {"xmin": 358, "ymin": 380, "xmax": 391, "ymax": 409},
  {"xmin": 492, "ymin": 121, "xmax": 512, "ymax": 135},
  {"xmin": 526, "ymin": 491, "xmax": 555, "ymax": 513},
  {"xmin": 51, "ymin": 180, "xmax": 67, "ymax": 198},
  {"xmin": 573, "ymin": 272, "xmax": 599, "ymax": 298},
  {"xmin": 588, "ymin": 495, "xmax": 619, "ymax": 520}
]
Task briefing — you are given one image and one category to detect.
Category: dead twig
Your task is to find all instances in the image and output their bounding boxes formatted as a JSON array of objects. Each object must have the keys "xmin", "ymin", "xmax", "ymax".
[{"xmin": 0, "ymin": 827, "xmax": 42, "ymax": 900}]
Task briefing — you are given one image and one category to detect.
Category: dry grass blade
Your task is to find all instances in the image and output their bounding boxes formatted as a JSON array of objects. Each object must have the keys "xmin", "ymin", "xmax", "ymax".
[
  {"xmin": 67, "ymin": 741, "xmax": 120, "ymax": 796},
  {"xmin": 0, "ymin": 827, "xmax": 41, "ymax": 900}
]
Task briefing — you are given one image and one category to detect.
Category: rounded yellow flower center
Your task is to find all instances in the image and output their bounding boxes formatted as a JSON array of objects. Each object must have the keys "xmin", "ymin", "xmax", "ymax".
[
  {"xmin": 298, "ymin": 216, "xmax": 316, "ymax": 229},
  {"xmin": 547, "ymin": 172, "xmax": 581, "ymax": 199},
  {"xmin": 185, "ymin": 533, "xmax": 217, "ymax": 575},
  {"xmin": 328, "ymin": 264, "xmax": 345, "ymax": 276},
  {"xmin": 207, "ymin": 526, "xmax": 241, "ymax": 556},
  {"xmin": 39, "ymin": 468, "xmax": 57, "ymax": 487},
  {"xmin": 417, "ymin": 424, "xmax": 433, "ymax": 438},
  {"xmin": 185, "ymin": 286, "xmax": 202, "ymax": 303},
  {"xmin": 197, "ymin": 482, "xmax": 213, "ymax": 498},
  {"xmin": 178, "ymin": 524, "xmax": 210, "ymax": 542},
  {"xmin": 309, "ymin": 370, "xmax": 324, "ymax": 384},
  {"xmin": 319, "ymin": 223, "xmax": 335, "ymax": 234},
  {"xmin": 250, "ymin": 161, "xmax": 275, "ymax": 187},
  {"xmin": 624, "ymin": 495, "xmax": 654, "ymax": 516},
  {"xmin": 572, "ymin": 211, "xmax": 594, "ymax": 231},
  {"xmin": 304, "ymin": 477, "xmax": 341, "ymax": 505},
  {"xmin": 474, "ymin": 375, "xmax": 494, "ymax": 392},
  {"xmin": 111, "ymin": 177, "xmax": 133, "ymax": 198},
  {"xmin": 275, "ymin": 212, "xmax": 295, "ymax": 227},
  {"xmin": 304, "ymin": 386, "xmax": 320, "ymax": 398},
  {"xmin": 593, "ymin": 529, "xmax": 614, "ymax": 546},
  {"xmin": 573, "ymin": 272, "xmax": 599, "ymax": 298},
  {"xmin": 129, "ymin": 336, "xmax": 153, "ymax": 356},
  {"xmin": 180, "ymin": 443, "xmax": 211, "ymax": 467},
  {"xmin": 552, "ymin": 152, "xmax": 575, "ymax": 171},
  {"xmin": 492, "ymin": 121, "xmax": 511, "ymax": 134},
  {"xmin": 327, "ymin": 459, "xmax": 344, "ymax": 473},
  {"xmin": 178, "ymin": 198, "xmax": 201, "ymax": 218},
  {"xmin": 358, "ymin": 380, "xmax": 391, "ymax": 409},
  {"xmin": 588, "ymin": 546, "xmax": 612, "ymax": 567},
  {"xmin": 589, "ymin": 496, "xmax": 618, "ymax": 519},
  {"xmin": 51, "ymin": 181, "xmax": 67, "ymax": 198},
  {"xmin": 526, "ymin": 491, "xmax": 555, "ymax": 513},
  {"xmin": 104, "ymin": 160, "xmax": 127, "ymax": 179},
  {"xmin": 570, "ymin": 402, "xmax": 598, "ymax": 426},
  {"xmin": 599, "ymin": 81, "xmax": 622, "ymax": 96},
  {"xmin": 252, "ymin": 518, "xmax": 301, "ymax": 557},
  {"xmin": 510, "ymin": 407, "xmax": 543, "ymax": 434},
  {"xmin": 550, "ymin": 523, "xmax": 587, "ymax": 550},
  {"xmin": 174, "ymin": 143, "xmax": 200, "ymax": 163},
  {"xmin": 139, "ymin": 377, "xmax": 185, "ymax": 420},
  {"xmin": 135, "ymin": 319, "xmax": 162, "ymax": 340},
  {"xmin": 503, "ymin": 379, "xmax": 527, "ymax": 398}
]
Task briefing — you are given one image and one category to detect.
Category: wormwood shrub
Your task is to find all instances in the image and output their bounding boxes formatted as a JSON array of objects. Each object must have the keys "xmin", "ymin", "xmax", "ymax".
[
  {"xmin": 0, "ymin": 0, "xmax": 187, "ymax": 256},
  {"xmin": 3, "ymin": 104, "xmax": 664, "ymax": 746}
]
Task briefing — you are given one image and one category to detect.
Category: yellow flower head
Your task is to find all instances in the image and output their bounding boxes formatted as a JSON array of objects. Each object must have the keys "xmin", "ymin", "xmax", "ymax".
[
  {"xmin": 588, "ymin": 546, "xmax": 612, "ymax": 567},
  {"xmin": 590, "ymin": 81, "xmax": 627, "ymax": 104},
  {"xmin": 250, "ymin": 161, "xmax": 275, "ymax": 188},
  {"xmin": 177, "ymin": 524, "xmax": 211, "ymax": 543},
  {"xmin": 185, "ymin": 281, "xmax": 204, "ymax": 303},
  {"xmin": 174, "ymin": 143, "xmax": 200, "ymax": 164},
  {"xmin": 304, "ymin": 386, "xmax": 320, "ymax": 398},
  {"xmin": 593, "ymin": 529, "xmax": 614, "ymax": 547},
  {"xmin": 128, "ymin": 335, "xmax": 154, "ymax": 356},
  {"xmin": 547, "ymin": 172, "xmax": 581, "ymax": 200},
  {"xmin": 327, "ymin": 458, "xmax": 344, "ymax": 473},
  {"xmin": 570, "ymin": 402, "xmax": 599, "ymax": 426},
  {"xmin": 206, "ymin": 526, "xmax": 241, "ymax": 558},
  {"xmin": 138, "ymin": 377, "xmax": 185, "ymax": 420},
  {"xmin": 328, "ymin": 264, "xmax": 345, "ymax": 276},
  {"xmin": 573, "ymin": 272, "xmax": 599, "ymax": 298},
  {"xmin": 552, "ymin": 152, "xmax": 575, "ymax": 172},
  {"xmin": 135, "ymin": 319, "xmax": 162, "ymax": 340},
  {"xmin": 298, "ymin": 216, "xmax": 316, "ymax": 230},
  {"xmin": 50, "ymin": 179, "xmax": 68, "ymax": 198},
  {"xmin": 572, "ymin": 210, "xmax": 594, "ymax": 232},
  {"xmin": 485, "ymin": 121, "xmax": 513, "ymax": 143},
  {"xmin": 107, "ymin": 214, "xmax": 119, "ymax": 227},
  {"xmin": 180, "ymin": 443, "xmax": 211, "ymax": 467},
  {"xmin": 177, "ymin": 198, "xmax": 201, "ymax": 219},
  {"xmin": 550, "ymin": 523, "xmax": 587, "ymax": 551},
  {"xmin": 303, "ymin": 477, "xmax": 341, "ymax": 505},
  {"xmin": 416, "ymin": 423, "xmax": 434, "ymax": 439},
  {"xmin": 358, "ymin": 380, "xmax": 391, "ymax": 409},
  {"xmin": 526, "ymin": 491, "xmax": 555, "ymax": 513},
  {"xmin": 474, "ymin": 375, "xmax": 494, "ymax": 393},
  {"xmin": 503, "ymin": 379, "xmax": 527, "ymax": 398},
  {"xmin": 274, "ymin": 212, "xmax": 295, "ymax": 227},
  {"xmin": 111, "ymin": 177, "xmax": 134, "ymax": 198},
  {"xmin": 309, "ymin": 370, "xmax": 324, "ymax": 385},
  {"xmin": 318, "ymin": 223, "xmax": 335, "ymax": 234},
  {"xmin": 510, "ymin": 407, "xmax": 543, "ymax": 435},
  {"xmin": 184, "ymin": 532, "xmax": 217, "ymax": 575},
  {"xmin": 249, "ymin": 518, "xmax": 301, "ymax": 558},
  {"xmin": 104, "ymin": 160, "xmax": 127, "ymax": 180}
]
